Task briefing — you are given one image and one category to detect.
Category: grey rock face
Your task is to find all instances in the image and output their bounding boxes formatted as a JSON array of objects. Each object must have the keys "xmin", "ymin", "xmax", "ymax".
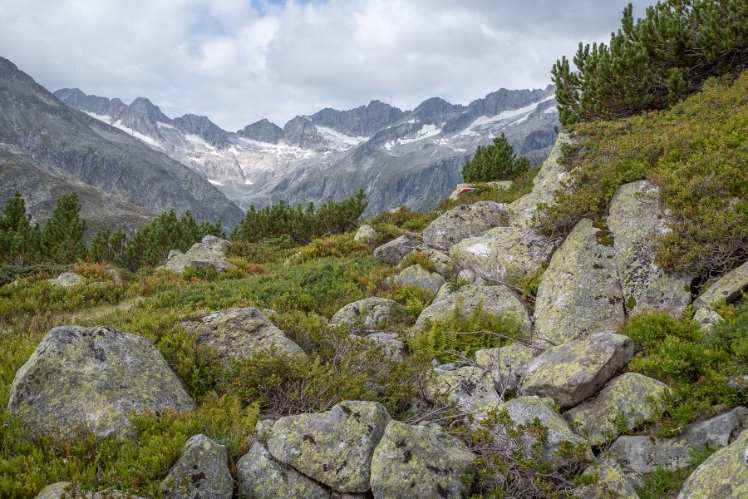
[
  {"xmin": 173, "ymin": 114, "xmax": 231, "ymax": 148},
  {"xmin": 403, "ymin": 248, "xmax": 454, "ymax": 278},
  {"xmin": 607, "ymin": 180, "xmax": 691, "ymax": 315},
  {"xmin": 330, "ymin": 298, "xmax": 411, "ymax": 331},
  {"xmin": 423, "ymin": 202, "xmax": 509, "ymax": 250},
  {"xmin": 370, "ymin": 421, "xmax": 475, "ymax": 499},
  {"xmin": 48, "ymin": 272, "xmax": 84, "ymax": 289},
  {"xmin": 373, "ymin": 236, "xmax": 415, "ymax": 265},
  {"xmin": 237, "ymin": 118, "xmax": 284, "ymax": 144},
  {"xmin": 7, "ymin": 325, "xmax": 195, "ymax": 438},
  {"xmin": 237, "ymin": 442, "xmax": 331, "ymax": 499},
  {"xmin": 426, "ymin": 366, "xmax": 502, "ymax": 422},
  {"xmin": 267, "ymin": 401, "xmax": 390, "ymax": 493},
  {"xmin": 353, "ymin": 224, "xmax": 377, "ymax": 243},
  {"xmin": 694, "ymin": 259, "xmax": 748, "ymax": 310},
  {"xmin": 414, "ymin": 284, "xmax": 531, "ymax": 333},
  {"xmin": 534, "ymin": 219, "xmax": 625, "ymax": 345},
  {"xmin": 311, "ymin": 100, "xmax": 405, "ymax": 137},
  {"xmin": 677, "ymin": 428, "xmax": 748, "ymax": 499},
  {"xmin": 283, "ymin": 116, "xmax": 327, "ymax": 150},
  {"xmin": 119, "ymin": 97, "xmax": 173, "ymax": 139},
  {"xmin": 160, "ymin": 235, "xmax": 233, "ymax": 274},
  {"xmin": 393, "ymin": 264, "xmax": 446, "ymax": 296},
  {"xmin": 609, "ymin": 407, "xmax": 748, "ymax": 473},
  {"xmin": 577, "ymin": 460, "xmax": 640, "ymax": 499},
  {"xmin": 53, "ymin": 88, "xmax": 128, "ymax": 119},
  {"xmin": 162, "ymin": 434, "xmax": 233, "ymax": 499},
  {"xmin": 181, "ymin": 307, "xmax": 305, "ymax": 363},
  {"xmin": 519, "ymin": 333, "xmax": 635, "ymax": 410}
]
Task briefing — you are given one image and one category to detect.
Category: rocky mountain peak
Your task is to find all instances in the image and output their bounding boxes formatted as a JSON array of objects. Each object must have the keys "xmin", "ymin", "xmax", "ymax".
[
  {"xmin": 53, "ymin": 88, "xmax": 127, "ymax": 119},
  {"xmin": 282, "ymin": 116, "xmax": 326, "ymax": 150},
  {"xmin": 407, "ymin": 97, "xmax": 463, "ymax": 126},
  {"xmin": 118, "ymin": 97, "xmax": 173, "ymax": 138},
  {"xmin": 173, "ymin": 114, "xmax": 230, "ymax": 148},
  {"xmin": 237, "ymin": 118, "xmax": 284, "ymax": 144},
  {"xmin": 311, "ymin": 100, "xmax": 405, "ymax": 137}
]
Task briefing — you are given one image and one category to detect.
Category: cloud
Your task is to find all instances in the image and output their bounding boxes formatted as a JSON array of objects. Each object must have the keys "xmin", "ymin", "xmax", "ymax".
[{"xmin": 0, "ymin": 0, "xmax": 652, "ymax": 130}]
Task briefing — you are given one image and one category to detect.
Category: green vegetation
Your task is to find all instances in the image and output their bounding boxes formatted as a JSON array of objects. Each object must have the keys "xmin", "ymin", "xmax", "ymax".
[
  {"xmin": 636, "ymin": 445, "xmax": 717, "ymax": 499},
  {"xmin": 553, "ymin": 0, "xmax": 748, "ymax": 126},
  {"xmin": 462, "ymin": 133, "xmax": 530, "ymax": 183}
]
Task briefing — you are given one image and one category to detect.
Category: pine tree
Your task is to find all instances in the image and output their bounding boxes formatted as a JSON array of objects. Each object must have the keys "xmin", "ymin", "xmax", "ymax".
[
  {"xmin": 0, "ymin": 192, "xmax": 42, "ymax": 265},
  {"xmin": 462, "ymin": 134, "xmax": 530, "ymax": 183},
  {"xmin": 42, "ymin": 193, "xmax": 87, "ymax": 264},
  {"xmin": 552, "ymin": 1, "xmax": 748, "ymax": 126}
]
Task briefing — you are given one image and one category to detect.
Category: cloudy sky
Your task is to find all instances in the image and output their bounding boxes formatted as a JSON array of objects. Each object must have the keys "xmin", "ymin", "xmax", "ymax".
[{"xmin": 0, "ymin": 0, "xmax": 651, "ymax": 131}]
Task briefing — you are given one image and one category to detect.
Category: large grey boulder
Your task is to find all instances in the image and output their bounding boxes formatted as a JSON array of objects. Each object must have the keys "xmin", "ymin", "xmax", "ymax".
[
  {"xmin": 237, "ymin": 442, "xmax": 331, "ymax": 499},
  {"xmin": 330, "ymin": 298, "xmax": 411, "ymax": 331},
  {"xmin": 475, "ymin": 343, "xmax": 535, "ymax": 394},
  {"xmin": 48, "ymin": 272, "xmax": 84, "ymax": 289},
  {"xmin": 373, "ymin": 236, "xmax": 415, "ymax": 265},
  {"xmin": 450, "ymin": 227, "xmax": 556, "ymax": 283},
  {"xmin": 423, "ymin": 201, "xmax": 509, "ymax": 250},
  {"xmin": 392, "ymin": 264, "xmax": 445, "ymax": 296},
  {"xmin": 160, "ymin": 235, "xmax": 233, "ymax": 274},
  {"xmin": 370, "ymin": 421, "xmax": 475, "ymax": 499},
  {"xmin": 181, "ymin": 307, "xmax": 304, "ymax": 362},
  {"xmin": 577, "ymin": 460, "xmax": 640, "ymax": 499},
  {"xmin": 267, "ymin": 401, "xmax": 390, "ymax": 493},
  {"xmin": 609, "ymin": 407, "xmax": 748, "ymax": 473},
  {"xmin": 534, "ymin": 219, "xmax": 625, "ymax": 345},
  {"xmin": 607, "ymin": 181, "xmax": 691, "ymax": 315},
  {"xmin": 519, "ymin": 333, "xmax": 635, "ymax": 410},
  {"xmin": 402, "ymin": 248, "xmax": 454, "ymax": 278},
  {"xmin": 413, "ymin": 285, "xmax": 531, "ymax": 333},
  {"xmin": 354, "ymin": 224, "xmax": 377, "ymax": 243},
  {"xmin": 162, "ymin": 434, "xmax": 233, "ymax": 499},
  {"xmin": 502, "ymin": 396, "xmax": 592, "ymax": 464},
  {"xmin": 34, "ymin": 483, "xmax": 148, "ymax": 499},
  {"xmin": 426, "ymin": 366, "xmax": 502, "ymax": 422},
  {"xmin": 508, "ymin": 132, "xmax": 573, "ymax": 228},
  {"xmin": 563, "ymin": 373, "xmax": 668, "ymax": 445},
  {"xmin": 694, "ymin": 259, "xmax": 748, "ymax": 310},
  {"xmin": 678, "ymin": 428, "xmax": 748, "ymax": 499},
  {"xmin": 348, "ymin": 332, "xmax": 405, "ymax": 361},
  {"xmin": 7, "ymin": 325, "xmax": 195, "ymax": 438}
]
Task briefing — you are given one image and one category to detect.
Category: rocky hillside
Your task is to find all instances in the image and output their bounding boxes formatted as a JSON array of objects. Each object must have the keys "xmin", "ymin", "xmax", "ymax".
[
  {"xmin": 0, "ymin": 57, "xmax": 245, "ymax": 235},
  {"xmin": 55, "ymin": 84, "xmax": 559, "ymax": 217}
]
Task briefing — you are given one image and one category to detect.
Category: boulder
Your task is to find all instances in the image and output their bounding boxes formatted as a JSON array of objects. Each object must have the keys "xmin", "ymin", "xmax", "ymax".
[
  {"xmin": 236, "ymin": 442, "xmax": 331, "ymax": 499},
  {"xmin": 7, "ymin": 325, "xmax": 195, "ymax": 438},
  {"xmin": 330, "ymin": 298, "xmax": 411, "ymax": 332},
  {"xmin": 48, "ymin": 272, "xmax": 84, "ymax": 289},
  {"xmin": 413, "ymin": 285, "xmax": 531, "ymax": 333},
  {"xmin": 694, "ymin": 259, "xmax": 748, "ymax": 310},
  {"xmin": 34, "ymin": 483, "xmax": 148, "ymax": 499},
  {"xmin": 423, "ymin": 201, "xmax": 510, "ymax": 250},
  {"xmin": 181, "ymin": 307, "xmax": 304, "ymax": 362},
  {"xmin": 475, "ymin": 343, "xmax": 534, "ymax": 373},
  {"xmin": 402, "ymin": 248, "xmax": 455, "ymax": 278},
  {"xmin": 693, "ymin": 307, "xmax": 723, "ymax": 331},
  {"xmin": 373, "ymin": 236, "xmax": 415, "ymax": 265},
  {"xmin": 160, "ymin": 235, "xmax": 233, "ymax": 274},
  {"xmin": 426, "ymin": 366, "xmax": 502, "ymax": 422},
  {"xmin": 456, "ymin": 268, "xmax": 486, "ymax": 287},
  {"xmin": 508, "ymin": 132, "xmax": 573, "ymax": 228},
  {"xmin": 393, "ymin": 264, "xmax": 445, "ymax": 296},
  {"xmin": 348, "ymin": 332, "xmax": 404, "ymax": 361},
  {"xmin": 370, "ymin": 421, "xmax": 475, "ymax": 499},
  {"xmin": 354, "ymin": 224, "xmax": 377, "ymax": 243},
  {"xmin": 267, "ymin": 401, "xmax": 390, "ymax": 493},
  {"xmin": 563, "ymin": 373, "xmax": 668, "ymax": 445},
  {"xmin": 534, "ymin": 218, "xmax": 625, "ymax": 345},
  {"xmin": 576, "ymin": 460, "xmax": 640, "ymax": 499},
  {"xmin": 677, "ymin": 428, "xmax": 748, "ymax": 499},
  {"xmin": 502, "ymin": 396, "xmax": 592, "ymax": 464},
  {"xmin": 448, "ymin": 181, "xmax": 513, "ymax": 200},
  {"xmin": 609, "ymin": 407, "xmax": 748, "ymax": 473},
  {"xmin": 607, "ymin": 181, "xmax": 691, "ymax": 315},
  {"xmin": 450, "ymin": 227, "xmax": 556, "ymax": 283},
  {"xmin": 162, "ymin": 434, "xmax": 233, "ymax": 499},
  {"xmin": 433, "ymin": 283, "xmax": 451, "ymax": 304},
  {"xmin": 519, "ymin": 333, "xmax": 635, "ymax": 410}
]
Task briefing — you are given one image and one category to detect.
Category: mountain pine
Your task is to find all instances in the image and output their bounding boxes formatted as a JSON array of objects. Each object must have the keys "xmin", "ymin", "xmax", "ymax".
[
  {"xmin": 41, "ymin": 193, "xmax": 87, "ymax": 264},
  {"xmin": 462, "ymin": 133, "xmax": 530, "ymax": 183},
  {"xmin": 0, "ymin": 192, "xmax": 42, "ymax": 266}
]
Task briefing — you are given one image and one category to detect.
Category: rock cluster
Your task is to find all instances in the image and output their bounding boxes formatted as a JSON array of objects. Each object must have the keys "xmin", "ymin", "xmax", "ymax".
[{"xmin": 160, "ymin": 235, "xmax": 233, "ymax": 274}]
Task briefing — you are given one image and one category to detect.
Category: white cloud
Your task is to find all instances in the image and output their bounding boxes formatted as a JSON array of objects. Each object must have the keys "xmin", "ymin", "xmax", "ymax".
[{"xmin": 0, "ymin": 0, "xmax": 652, "ymax": 130}]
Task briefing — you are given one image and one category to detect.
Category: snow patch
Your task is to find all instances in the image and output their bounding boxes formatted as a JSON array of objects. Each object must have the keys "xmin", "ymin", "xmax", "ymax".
[
  {"xmin": 85, "ymin": 112, "xmax": 114, "ymax": 124},
  {"xmin": 112, "ymin": 120, "xmax": 163, "ymax": 149},
  {"xmin": 208, "ymin": 179, "xmax": 224, "ymax": 186},
  {"xmin": 382, "ymin": 124, "xmax": 441, "ymax": 151},
  {"xmin": 157, "ymin": 121, "xmax": 176, "ymax": 130},
  {"xmin": 316, "ymin": 126, "xmax": 367, "ymax": 151},
  {"xmin": 459, "ymin": 94, "xmax": 556, "ymax": 136}
]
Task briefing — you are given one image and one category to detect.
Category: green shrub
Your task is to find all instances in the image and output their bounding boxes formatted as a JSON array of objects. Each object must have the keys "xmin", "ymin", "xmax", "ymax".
[
  {"xmin": 436, "ymin": 171, "xmax": 536, "ymax": 213},
  {"xmin": 368, "ymin": 206, "xmax": 437, "ymax": 232}
]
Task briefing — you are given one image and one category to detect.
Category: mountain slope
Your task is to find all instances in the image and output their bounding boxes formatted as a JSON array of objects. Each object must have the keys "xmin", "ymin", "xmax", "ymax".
[{"xmin": 0, "ymin": 57, "xmax": 244, "ymax": 231}]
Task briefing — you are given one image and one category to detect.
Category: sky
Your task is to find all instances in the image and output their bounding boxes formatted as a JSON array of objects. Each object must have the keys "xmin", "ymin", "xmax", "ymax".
[{"xmin": 0, "ymin": 0, "xmax": 652, "ymax": 131}]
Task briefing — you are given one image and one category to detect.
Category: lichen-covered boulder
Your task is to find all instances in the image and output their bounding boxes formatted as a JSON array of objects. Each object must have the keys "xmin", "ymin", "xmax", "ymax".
[
  {"xmin": 331, "ymin": 298, "xmax": 411, "ymax": 331},
  {"xmin": 402, "ymin": 248, "xmax": 455, "ymax": 278},
  {"xmin": 48, "ymin": 272, "xmax": 84, "ymax": 289},
  {"xmin": 349, "ymin": 332, "xmax": 404, "ymax": 361},
  {"xmin": 181, "ymin": 307, "xmax": 304, "ymax": 362},
  {"xmin": 393, "ymin": 264, "xmax": 445, "ymax": 296},
  {"xmin": 426, "ymin": 366, "xmax": 502, "ymax": 422},
  {"xmin": 236, "ymin": 442, "xmax": 331, "ymax": 499},
  {"xmin": 694, "ymin": 259, "xmax": 748, "ymax": 310},
  {"xmin": 8, "ymin": 325, "xmax": 195, "ymax": 438},
  {"xmin": 503, "ymin": 396, "xmax": 592, "ymax": 463},
  {"xmin": 693, "ymin": 307, "xmax": 723, "ymax": 331},
  {"xmin": 161, "ymin": 434, "xmax": 233, "ymax": 499},
  {"xmin": 508, "ymin": 133, "xmax": 573, "ymax": 228},
  {"xmin": 413, "ymin": 285, "xmax": 531, "ymax": 332},
  {"xmin": 423, "ymin": 201, "xmax": 509, "ymax": 250},
  {"xmin": 577, "ymin": 460, "xmax": 640, "ymax": 499},
  {"xmin": 34, "ymin": 482, "xmax": 149, "ymax": 499},
  {"xmin": 677, "ymin": 428, "xmax": 748, "ymax": 499},
  {"xmin": 373, "ymin": 236, "xmax": 415, "ymax": 265},
  {"xmin": 607, "ymin": 181, "xmax": 691, "ymax": 315},
  {"xmin": 475, "ymin": 342, "xmax": 534, "ymax": 373},
  {"xmin": 609, "ymin": 407, "xmax": 748, "ymax": 473},
  {"xmin": 450, "ymin": 227, "xmax": 556, "ymax": 283},
  {"xmin": 563, "ymin": 373, "xmax": 668, "ymax": 445},
  {"xmin": 519, "ymin": 333, "xmax": 634, "ymax": 410},
  {"xmin": 370, "ymin": 421, "xmax": 475, "ymax": 499},
  {"xmin": 534, "ymin": 219, "xmax": 625, "ymax": 345},
  {"xmin": 267, "ymin": 401, "xmax": 390, "ymax": 493},
  {"xmin": 160, "ymin": 235, "xmax": 233, "ymax": 274},
  {"xmin": 354, "ymin": 224, "xmax": 377, "ymax": 243}
]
